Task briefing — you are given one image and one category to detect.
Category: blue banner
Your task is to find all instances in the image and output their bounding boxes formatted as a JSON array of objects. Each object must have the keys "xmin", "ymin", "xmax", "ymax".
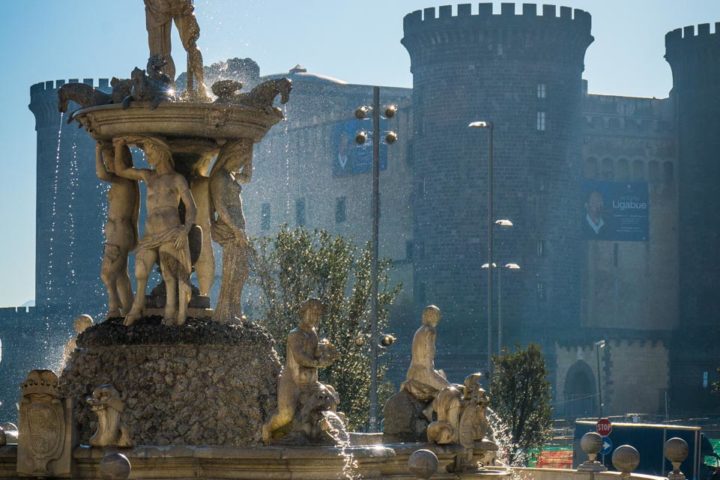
[
  {"xmin": 582, "ymin": 180, "xmax": 649, "ymax": 241},
  {"xmin": 332, "ymin": 119, "xmax": 387, "ymax": 176}
]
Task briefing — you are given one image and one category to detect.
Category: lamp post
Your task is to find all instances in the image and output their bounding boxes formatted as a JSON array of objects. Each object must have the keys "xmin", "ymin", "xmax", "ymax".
[
  {"xmin": 469, "ymin": 120, "xmax": 494, "ymax": 377},
  {"xmin": 595, "ymin": 340, "xmax": 606, "ymax": 418},
  {"xmin": 355, "ymin": 87, "xmax": 397, "ymax": 432},
  {"xmin": 482, "ymin": 260, "xmax": 520, "ymax": 355}
]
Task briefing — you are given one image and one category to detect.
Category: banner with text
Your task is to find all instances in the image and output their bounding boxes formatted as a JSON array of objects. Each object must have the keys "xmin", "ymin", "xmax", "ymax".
[
  {"xmin": 581, "ymin": 180, "xmax": 649, "ymax": 241},
  {"xmin": 332, "ymin": 119, "xmax": 388, "ymax": 176}
]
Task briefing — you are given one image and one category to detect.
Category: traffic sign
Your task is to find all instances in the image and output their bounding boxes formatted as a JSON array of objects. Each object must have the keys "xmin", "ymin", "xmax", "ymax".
[
  {"xmin": 596, "ymin": 418, "xmax": 612, "ymax": 436},
  {"xmin": 601, "ymin": 436, "xmax": 613, "ymax": 456}
]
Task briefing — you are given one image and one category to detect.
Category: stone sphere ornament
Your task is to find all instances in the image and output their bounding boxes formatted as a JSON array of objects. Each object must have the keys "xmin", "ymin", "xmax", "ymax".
[
  {"xmin": 612, "ymin": 445, "xmax": 640, "ymax": 477},
  {"xmin": 665, "ymin": 437, "xmax": 689, "ymax": 480},
  {"xmin": 408, "ymin": 449, "xmax": 439, "ymax": 480},
  {"xmin": 665, "ymin": 437, "xmax": 689, "ymax": 464},
  {"xmin": 99, "ymin": 452, "xmax": 131, "ymax": 480},
  {"xmin": 581, "ymin": 432, "xmax": 603, "ymax": 457}
]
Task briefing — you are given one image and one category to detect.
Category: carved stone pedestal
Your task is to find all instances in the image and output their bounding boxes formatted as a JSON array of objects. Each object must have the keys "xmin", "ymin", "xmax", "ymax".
[{"xmin": 60, "ymin": 317, "xmax": 281, "ymax": 446}]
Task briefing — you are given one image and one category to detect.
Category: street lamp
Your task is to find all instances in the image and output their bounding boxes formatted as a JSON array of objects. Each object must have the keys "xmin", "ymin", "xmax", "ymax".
[
  {"xmin": 469, "ymin": 120, "xmax": 494, "ymax": 377},
  {"xmin": 595, "ymin": 340, "xmax": 606, "ymax": 418},
  {"xmin": 482, "ymin": 262, "xmax": 520, "ymax": 355},
  {"xmin": 355, "ymin": 87, "xmax": 397, "ymax": 432}
]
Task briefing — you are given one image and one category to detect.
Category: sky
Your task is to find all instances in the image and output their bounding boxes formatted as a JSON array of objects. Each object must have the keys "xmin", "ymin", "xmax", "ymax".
[{"xmin": 0, "ymin": 0, "xmax": 718, "ymax": 307}]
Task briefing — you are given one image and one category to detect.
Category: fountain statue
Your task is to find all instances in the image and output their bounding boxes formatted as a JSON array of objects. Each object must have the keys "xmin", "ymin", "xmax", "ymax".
[{"xmin": 262, "ymin": 298, "xmax": 344, "ymax": 445}]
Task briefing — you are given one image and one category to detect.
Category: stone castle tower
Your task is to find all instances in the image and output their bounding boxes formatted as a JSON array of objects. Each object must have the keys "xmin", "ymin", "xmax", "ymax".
[
  {"xmin": 665, "ymin": 24, "xmax": 720, "ymax": 413},
  {"xmin": 28, "ymin": 79, "xmax": 107, "ymax": 316},
  {"xmin": 402, "ymin": 4, "xmax": 593, "ymax": 376}
]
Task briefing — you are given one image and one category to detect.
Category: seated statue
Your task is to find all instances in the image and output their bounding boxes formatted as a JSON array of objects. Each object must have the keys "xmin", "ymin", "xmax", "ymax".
[
  {"xmin": 262, "ymin": 298, "xmax": 341, "ymax": 444},
  {"xmin": 402, "ymin": 305, "xmax": 451, "ymax": 402},
  {"xmin": 383, "ymin": 305, "xmax": 451, "ymax": 442}
]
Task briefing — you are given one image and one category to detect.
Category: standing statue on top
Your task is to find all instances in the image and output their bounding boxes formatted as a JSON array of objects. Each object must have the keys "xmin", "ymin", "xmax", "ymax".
[
  {"xmin": 144, "ymin": 0, "xmax": 209, "ymax": 99},
  {"xmin": 112, "ymin": 135, "xmax": 197, "ymax": 326},
  {"xmin": 95, "ymin": 141, "xmax": 140, "ymax": 318},
  {"xmin": 210, "ymin": 139, "xmax": 253, "ymax": 322}
]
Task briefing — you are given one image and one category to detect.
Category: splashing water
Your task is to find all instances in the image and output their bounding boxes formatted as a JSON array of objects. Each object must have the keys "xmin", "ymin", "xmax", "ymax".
[
  {"xmin": 282, "ymin": 104, "xmax": 291, "ymax": 219},
  {"xmin": 487, "ymin": 408, "xmax": 527, "ymax": 467},
  {"xmin": 319, "ymin": 411, "xmax": 361, "ymax": 480}
]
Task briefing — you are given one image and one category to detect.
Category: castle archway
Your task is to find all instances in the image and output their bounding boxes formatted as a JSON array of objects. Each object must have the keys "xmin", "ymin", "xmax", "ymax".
[{"xmin": 564, "ymin": 360, "xmax": 596, "ymax": 419}]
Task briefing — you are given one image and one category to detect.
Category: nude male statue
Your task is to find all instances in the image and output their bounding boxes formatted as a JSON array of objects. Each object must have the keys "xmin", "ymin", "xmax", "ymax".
[
  {"xmin": 113, "ymin": 135, "xmax": 197, "ymax": 327},
  {"xmin": 262, "ymin": 298, "xmax": 339, "ymax": 443},
  {"xmin": 144, "ymin": 0, "xmax": 208, "ymax": 98},
  {"xmin": 95, "ymin": 141, "xmax": 140, "ymax": 318},
  {"xmin": 402, "ymin": 304, "xmax": 451, "ymax": 402},
  {"xmin": 209, "ymin": 140, "xmax": 252, "ymax": 322}
]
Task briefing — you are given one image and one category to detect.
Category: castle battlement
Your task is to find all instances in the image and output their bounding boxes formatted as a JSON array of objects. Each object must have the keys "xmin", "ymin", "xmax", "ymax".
[
  {"xmin": 403, "ymin": 3, "xmax": 591, "ymax": 31},
  {"xmin": 665, "ymin": 23, "xmax": 719, "ymax": 45},
  {"xmin": 402, "ymin": 3, "xmax": 593, "ymax": 66},
  {"xmin": 30, "ymin": 78, "xmax": 112, "ymax": 97}
]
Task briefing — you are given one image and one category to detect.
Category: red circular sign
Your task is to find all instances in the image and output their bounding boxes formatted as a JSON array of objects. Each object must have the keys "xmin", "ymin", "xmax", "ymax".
[{"xmin": 596, "ymin": 418, "xmax": 612, "ymax": 436}]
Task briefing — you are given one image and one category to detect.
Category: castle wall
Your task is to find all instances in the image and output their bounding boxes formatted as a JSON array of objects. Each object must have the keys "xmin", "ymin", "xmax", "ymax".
[{"xmin": 580, "ymin": 94, "xmax": 677, "ymax": 332}]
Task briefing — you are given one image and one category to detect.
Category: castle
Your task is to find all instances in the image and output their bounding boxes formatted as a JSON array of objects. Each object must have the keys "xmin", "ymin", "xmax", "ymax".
[{"xmin": 1, "ymin": 3, "xmax": 718, "ymax": 421}]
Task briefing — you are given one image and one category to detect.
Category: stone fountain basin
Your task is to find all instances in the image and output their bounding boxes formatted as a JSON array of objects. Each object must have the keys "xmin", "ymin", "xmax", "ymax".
[{"xmin": 72, "ymin": 102, "xmax": 282, "ymax": 154}]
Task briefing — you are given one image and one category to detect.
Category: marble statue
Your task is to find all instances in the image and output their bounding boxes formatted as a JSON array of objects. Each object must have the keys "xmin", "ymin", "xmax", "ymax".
[
  {"xmin": 112, "ymin": 135, "xmax": 197, "ymax": 326},
  {"xmin": 428, "ymin": 373, "xmax": 496, "ymax": 470},
  {"xmin": 144, "ymin": 0, "xmax": 208, "ymax": 99},
  {"xmin": 262, "ymin": 298, "xmax": 340, "ymax": 444},
  {"xmin": 209, "ymin": 139, "xmax": 252, "ymax": 322},
  {"xmin": 213, "ymin": 78, "xmax": 292, "ymax": 114},
  {"xmin": 403, "ymin": 305, "xmax": 451, "ymax": 402},
  {"xmin": 383, "ymin": 305, "xmax": 451, "ymax": 442},
  {"xmin": 58, "ymin": 78, "xmax": 132, "ymax": 121},
  {"xmin": 122, "ymin": 57, "xmax": 176, "ymax": 110},
  {"xmin": 96, "ymin": 142, "xmax": 140, "ymax": 318},
  {"xmin": 62, "ymin": 314, "xmax": 94, "ymax": 362},
  {"xmin": 17, "ymin": 370, "xmax": 74, "ymax": 477},
  {"xmin": 189, "ymin": 160, "xmax": 214, "ymax": 298},
  {"xmin": 87, "ymin": 385, "xmax": 133, "ymax": 448}
]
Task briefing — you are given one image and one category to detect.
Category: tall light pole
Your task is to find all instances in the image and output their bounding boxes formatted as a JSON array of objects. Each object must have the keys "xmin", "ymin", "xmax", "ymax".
[
  {"xmin": 355, "ymin": 88, "xmax": 397, "ymax": 431},
  {"xmin": 497, "ymin": 263, "xmax": 520, "ymax": 353},
  {"xmin": 595, "ymin": 340, "xmax": 606, "ymax": 418},
  {"xmin": 482, "ymin": 260, "xmax": 519, "ymax": 355},
  {"xmin": 469, "ymin": 120, "xmax": 494, "ymax": 377}
]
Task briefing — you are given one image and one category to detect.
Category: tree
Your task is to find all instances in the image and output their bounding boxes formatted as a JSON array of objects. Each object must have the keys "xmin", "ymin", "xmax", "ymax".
[
  {"xmin": 248, "ymin": 226, "xmax": 401, "ymax": 430},
  {"xmin": 490, "ymin": 344, "xmax": 552, "ymax": 464}
]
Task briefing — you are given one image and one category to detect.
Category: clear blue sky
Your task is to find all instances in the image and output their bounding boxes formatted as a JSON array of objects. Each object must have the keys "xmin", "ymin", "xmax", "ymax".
[{"xmin": 0, "ymin": 0, "xmax": 718, "ymax": 307}]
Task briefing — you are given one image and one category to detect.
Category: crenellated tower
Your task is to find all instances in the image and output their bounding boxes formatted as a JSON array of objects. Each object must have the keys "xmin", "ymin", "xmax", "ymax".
[
  {"xmin": 28, "ymin": 79, "xmax": 108, "ymax": 316},
  {"xmin": 402, "ymin": 3, "xmax": 593, "ymax": 377},
  {"xmin": 665, "ymin": 23, "xmax": 720, "ymax": 414}
]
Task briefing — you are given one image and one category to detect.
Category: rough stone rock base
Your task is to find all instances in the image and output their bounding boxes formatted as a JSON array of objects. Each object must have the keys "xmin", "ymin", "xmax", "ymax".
[
  {"xmin": 60, "ymin": 317, "xmax": 281, "ymax": 447},
  {"xmin": 382, "ymin": 389, "xmax": 431, "ymax": 443}
]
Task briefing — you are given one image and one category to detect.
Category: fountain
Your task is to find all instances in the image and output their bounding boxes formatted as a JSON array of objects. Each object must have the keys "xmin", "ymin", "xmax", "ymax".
[{"xmin": 0, "ymin": 2, "xmax": 675, "ymax": 480}]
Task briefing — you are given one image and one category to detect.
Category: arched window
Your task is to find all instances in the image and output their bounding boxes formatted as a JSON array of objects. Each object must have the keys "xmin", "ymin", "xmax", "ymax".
[
  {"xmin": 632, "ymin": 160, "xmax": 645, "ymax": 180},
  {"xmin": 648, "ymin": 161, "xmax": 661, "ymax": 183},
  {"xmin": 584, "ymin": 157, "xmax": 598, "ymax": 179},
  {"xmin": 601, "ymin": 158, "xmax": 614, "ymax": 180},
  {"xmin": 616, "ymin": 158, "xmax": 629, "ymax": 180}
]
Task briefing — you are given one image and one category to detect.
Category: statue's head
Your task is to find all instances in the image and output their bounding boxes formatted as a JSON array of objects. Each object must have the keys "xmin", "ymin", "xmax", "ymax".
[
  {"xmin": 129, "ymin": 136, "xmax": 173, "ymax": 170},
  {"xmin": 299, "ymin": 298, "xmax": 325, "ymax": 327},
  {"xmin": 73, "ymin": 314, "xmax": 94, "ymax": 334},
  {"xmin": 422, "ymin": 305, "xmax": 441, "ymax": 327},
  {"xmin": 87, "ymin": 384, "xmax": 124, "ymax": 414}
]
